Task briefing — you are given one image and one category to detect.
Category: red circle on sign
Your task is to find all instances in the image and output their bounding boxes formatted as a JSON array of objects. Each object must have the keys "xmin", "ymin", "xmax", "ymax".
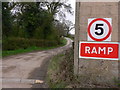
[{"xmin": 88, "ymin": 18, "xmax": 112, "ymax": 41}]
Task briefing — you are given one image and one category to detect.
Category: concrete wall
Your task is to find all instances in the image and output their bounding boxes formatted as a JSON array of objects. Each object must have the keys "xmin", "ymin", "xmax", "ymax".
[{"xmin": 74, "ymin": 2, "xmax": 119, "ymax": 87}]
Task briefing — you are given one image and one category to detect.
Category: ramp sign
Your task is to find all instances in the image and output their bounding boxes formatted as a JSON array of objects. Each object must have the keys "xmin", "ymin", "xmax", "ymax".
[
  {"xmin": 88, "ymin": 18, "xmax": 112, "ymax": 41},
  {"xmin": 79, "ymin": 42, "xmax": 119, "ymax": 60}
]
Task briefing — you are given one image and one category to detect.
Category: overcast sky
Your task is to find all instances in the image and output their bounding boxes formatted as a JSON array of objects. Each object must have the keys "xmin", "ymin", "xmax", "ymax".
[{"xmin": 66, "ymin": 0, "xmax": 76, "ymax": 34}]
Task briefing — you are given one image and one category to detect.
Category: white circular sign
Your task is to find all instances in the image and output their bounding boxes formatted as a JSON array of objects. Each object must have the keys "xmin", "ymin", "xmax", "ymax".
[{"xmin": 88, "ymin": 18, "xmax": 112, "ymax": 41}]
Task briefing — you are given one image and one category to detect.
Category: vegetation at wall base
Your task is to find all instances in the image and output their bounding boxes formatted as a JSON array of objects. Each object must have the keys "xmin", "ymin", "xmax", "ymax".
[
  {"xmin": 114, "ymin": 78, "xmax": 120, "ymax": 87},
  {"xmin": 46, "ymin": 48, "xmax": 75, "ymax": 88},
  {"xmin": 46, "ymin": 48, "xmax": 120, "ymax": 88}
]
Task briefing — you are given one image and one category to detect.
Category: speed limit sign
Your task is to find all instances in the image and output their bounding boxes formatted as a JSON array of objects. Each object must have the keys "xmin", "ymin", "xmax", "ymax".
[{"xmin": 88, "ymin": 18, "xmax": 112, "ymax": 41}]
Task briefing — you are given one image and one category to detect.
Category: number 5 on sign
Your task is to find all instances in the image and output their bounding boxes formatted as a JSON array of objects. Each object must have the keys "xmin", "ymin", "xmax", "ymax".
[{"xmin": 88, "ymin": 18, "xmax": 112, "ymax": 41}]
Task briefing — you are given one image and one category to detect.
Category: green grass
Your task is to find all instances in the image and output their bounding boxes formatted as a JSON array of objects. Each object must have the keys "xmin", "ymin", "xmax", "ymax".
[
  {"xmin": 48, "ymin": 54, "xmax": 64, "ymax": 71},
  {"xmin": 114, "ymin": 77, "xmax": 120, "ymax": 87},
  {"xmin": 67, "ymin": 35, "xmax": 74, "ymax": 40},
  {"xmin": 46, "ymin": 48, "xmax": 74, "ymax": 88},
  {"xmin": 2, "ymin": 38, "xmax": 67, "ymax": 57},
  {"xmin": 46, "ymin": 53, "xmax": 67, "ymax": 88}
]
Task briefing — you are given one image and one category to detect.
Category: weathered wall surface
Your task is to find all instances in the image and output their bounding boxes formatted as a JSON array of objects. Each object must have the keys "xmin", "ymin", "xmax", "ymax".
[{"xmin": 74, "ymin": 2, "xmax": 119, "ymax": 87}]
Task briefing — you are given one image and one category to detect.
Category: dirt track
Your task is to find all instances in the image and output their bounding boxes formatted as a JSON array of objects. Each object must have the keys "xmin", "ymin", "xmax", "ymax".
[{"xmin": 2, "ymin": 38, "xmax": 72, "ymax": 88}]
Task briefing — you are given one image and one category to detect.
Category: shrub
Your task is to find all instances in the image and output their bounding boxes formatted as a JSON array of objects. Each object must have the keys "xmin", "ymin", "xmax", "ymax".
[{"xmin": 2, "ymin": 37, "xmax": 60, "ymax": 51}]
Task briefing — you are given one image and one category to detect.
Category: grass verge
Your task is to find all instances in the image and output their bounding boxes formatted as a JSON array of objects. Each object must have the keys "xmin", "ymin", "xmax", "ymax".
[
  {"xmin": 46, "ymin": 48, "xmax": 74, "ymax": 88},
  {"xmin": 2, "ymin": 38, "xmax": 67, "ymax": 57},
  {"xmin": 46, "ymin": 48, "xmax": 120, "ymax": 88}
]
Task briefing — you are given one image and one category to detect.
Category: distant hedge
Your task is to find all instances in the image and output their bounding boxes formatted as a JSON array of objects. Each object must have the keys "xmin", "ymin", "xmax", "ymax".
[{"xmin": 2, "ymin": 37, "xmax": 61, "ymax": 50}]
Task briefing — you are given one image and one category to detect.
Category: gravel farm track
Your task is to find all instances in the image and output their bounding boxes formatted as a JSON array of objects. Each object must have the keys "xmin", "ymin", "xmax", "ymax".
[{"xmin": 2, "ymin": 38, "xmax": 72, "ymax": 88}]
